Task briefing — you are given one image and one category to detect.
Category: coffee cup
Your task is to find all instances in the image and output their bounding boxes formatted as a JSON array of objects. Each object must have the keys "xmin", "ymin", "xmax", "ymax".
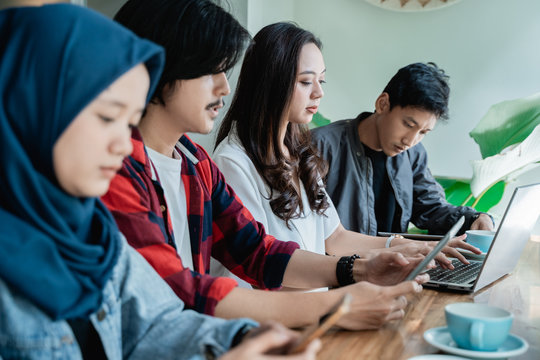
[
  {"xmin": 445, "ymin": 302, "xmax": 513, "ymax": 351},
  {"xmin": 465, "ymin": 230, "xmax": 496, "ymax": 253}
]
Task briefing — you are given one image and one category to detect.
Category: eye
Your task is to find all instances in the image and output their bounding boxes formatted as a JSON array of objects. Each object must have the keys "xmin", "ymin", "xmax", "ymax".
[
  {"xmin": 403, "ymin": 121, "xmax": 413, "ymax": 128},
  {"xmin": 300, "ymin": 81, "xmax": 312, "ymax": 86},
  {"xmin": 319, "ymin": 80, "xmax": 326, "ymax": 85},
  {"xmin": 99, "ymin": 115, "xmax": 114, "ymax": 123}
]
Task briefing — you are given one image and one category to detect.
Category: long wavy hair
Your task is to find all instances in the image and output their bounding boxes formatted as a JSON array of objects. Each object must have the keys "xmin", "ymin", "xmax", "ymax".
[{"xmin": 216, "ymin": 22, "xmax": 329, "ymax": 228}]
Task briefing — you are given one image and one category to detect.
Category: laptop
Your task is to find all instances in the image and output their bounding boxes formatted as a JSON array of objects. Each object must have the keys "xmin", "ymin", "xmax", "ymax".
[{"xmin": 422, "ymin": 183, "xmax": 540, "ymax": 293}]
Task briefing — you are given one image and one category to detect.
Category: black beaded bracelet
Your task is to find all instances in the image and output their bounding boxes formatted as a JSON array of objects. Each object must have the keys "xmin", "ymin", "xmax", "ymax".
[{"xmin": 336, "ymin": 254, "xmax": 361, "ymax": 287}]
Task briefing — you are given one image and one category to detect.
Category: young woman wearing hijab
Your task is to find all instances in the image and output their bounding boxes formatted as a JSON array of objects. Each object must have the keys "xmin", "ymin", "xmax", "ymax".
[
  {"xmin": 214, "ymin": 22, "xmax": 475, "ymax": 270},
  {"xmin": 0, "ymin": 5, "xmax": 320, "ymax": 359}
]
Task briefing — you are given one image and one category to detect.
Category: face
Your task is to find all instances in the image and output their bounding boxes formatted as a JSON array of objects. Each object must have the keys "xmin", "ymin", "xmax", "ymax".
[
  {"xmin": 375, "ymin": 93, "xmax": 437, "ymax": 157},
  {"xmin": 285, "ymin": 42, "xmax": 325, "ymax": 125},
  {"xmin": 163, "ymin": 72, "xmax": 230, "ymax": 134},
  {"xmin": 53, "ymin": 64, "xmax": 150, "ymax": 197}
]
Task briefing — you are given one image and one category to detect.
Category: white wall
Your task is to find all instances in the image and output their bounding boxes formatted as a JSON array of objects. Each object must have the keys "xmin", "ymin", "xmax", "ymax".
[{"xmin": 290, "ymin": 0, "xmax": 540, "ymax": 179}]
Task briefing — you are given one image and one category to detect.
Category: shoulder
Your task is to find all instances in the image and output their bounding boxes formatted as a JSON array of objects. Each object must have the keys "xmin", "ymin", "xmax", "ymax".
[
  {"xmin": 311, "ymin": 119, "xmax": 351, "ymax": 141},
  {"xmin": 213, "ymin": 136, "xmax": 254, "ymax": 170}
]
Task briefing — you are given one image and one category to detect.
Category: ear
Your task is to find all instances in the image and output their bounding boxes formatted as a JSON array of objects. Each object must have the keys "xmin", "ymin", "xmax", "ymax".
[{"xmin": 375, "ymin": 93, "xmax": 390, "ymax": 114}]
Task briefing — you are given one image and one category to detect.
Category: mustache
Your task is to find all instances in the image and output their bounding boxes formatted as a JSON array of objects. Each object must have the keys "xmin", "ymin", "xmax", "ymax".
[{"xmin": 205, "ymin": 99, "xmax": 225, "ymax": 110}]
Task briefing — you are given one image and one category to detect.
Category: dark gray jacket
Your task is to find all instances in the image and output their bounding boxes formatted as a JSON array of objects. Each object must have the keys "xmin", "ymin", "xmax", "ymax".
[{"xmin": 311, "ymin": 114, "xmax": 480, "ymax": 235}]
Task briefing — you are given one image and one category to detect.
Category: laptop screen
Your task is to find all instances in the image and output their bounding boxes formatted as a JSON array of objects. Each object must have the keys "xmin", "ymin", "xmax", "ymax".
[{"xmin": 474, "ymin": 183, "xmax": 540, "ymax": 291}]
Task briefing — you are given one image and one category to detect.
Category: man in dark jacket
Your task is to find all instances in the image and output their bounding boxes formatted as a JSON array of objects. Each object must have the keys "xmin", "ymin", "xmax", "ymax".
[{"xmin": 312, "ymin": 62, "xmax": 493, "ymax": 236}]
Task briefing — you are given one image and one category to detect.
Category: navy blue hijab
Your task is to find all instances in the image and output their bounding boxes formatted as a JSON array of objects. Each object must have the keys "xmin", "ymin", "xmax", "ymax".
[{"xmin": 0, "ymin": 4, "xmax": 164, "ymax": 320}]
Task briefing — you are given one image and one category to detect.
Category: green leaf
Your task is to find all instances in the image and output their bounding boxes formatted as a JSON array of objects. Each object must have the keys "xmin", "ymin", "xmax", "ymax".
[
  {"xmin": 470, "ymin": 93, "xmax": 540, "ymax": 158},
  {"xmin": 309, "ymin": 112, "xmax": 331, "ymax": 129},
  {"xmin": 434, "ymin": 177, "xmax": 506, "ymax": 212}
]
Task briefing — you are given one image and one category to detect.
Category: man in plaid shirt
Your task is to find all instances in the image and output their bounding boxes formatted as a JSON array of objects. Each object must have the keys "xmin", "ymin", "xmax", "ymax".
[{"xmin": 103, "ymin": 0, "xmax": 429, "ymax": 330}]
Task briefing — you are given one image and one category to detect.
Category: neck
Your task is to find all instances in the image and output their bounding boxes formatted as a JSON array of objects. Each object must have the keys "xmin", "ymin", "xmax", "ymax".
[
  {"xmin": 138, "ymin": 103, "xmax": 184, "ymax": 158},
  {"xmin": 357, "ymin": 113, "xmax": 382, "ymax": 151}
]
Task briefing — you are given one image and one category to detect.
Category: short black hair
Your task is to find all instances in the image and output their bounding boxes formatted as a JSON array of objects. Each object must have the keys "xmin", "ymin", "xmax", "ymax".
[
  {"xmin": 383, "ymin": 62, "xmax": 450, "ymax": 120},
  {"xmin": 114, "ymin": 0, "xmax": 250, "ymax": 104}
]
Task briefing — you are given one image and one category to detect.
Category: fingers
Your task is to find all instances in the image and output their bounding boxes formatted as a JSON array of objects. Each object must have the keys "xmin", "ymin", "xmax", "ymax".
[
  {"xmin": 414, "ymin": 273, "xmax": 430, "ymax": 284},
  {"xmin": 382, "ymin": 251, "xmax": 410, "ymax": 266},
  {"xmin": 385, "ymin": 308, "xmax": 405, "ymax": 322},
  {"xmin": 457, "ymin": 241, "xmax": 482, "ymax": 254},
  {"xmin": 385, "ymin": 295, "xmax": 408, "ymax": 322},
  {"xmin": 434, "ymin": 252, "xmax": 453, "ymax": 269},
  {"xmin": 386, "ymin": 280, "xmax": 422, "ymax": 297},
  {"xmin": 291, "ymin": 338, "xmax": 321, "ymax": 360},
  {"xmin": 442, "ymin": 246, "xmax": 470, "ymax": 265},
  {"xmin": 244, "ymin": 324, "xmax": 296, "ymax": 353}
]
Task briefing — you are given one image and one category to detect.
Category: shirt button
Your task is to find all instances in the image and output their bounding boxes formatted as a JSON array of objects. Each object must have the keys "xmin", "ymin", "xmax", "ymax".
[
  {"xmin": 160, "ymin": 205, "xmax": 166, "ymax": 212},
  {"xmin": 97, "ymin": 309, "xmax": 106, "ymax": 321},
  {"xmin": 356, "ymin": 152, "xmax": 361, "ymax": 156}
]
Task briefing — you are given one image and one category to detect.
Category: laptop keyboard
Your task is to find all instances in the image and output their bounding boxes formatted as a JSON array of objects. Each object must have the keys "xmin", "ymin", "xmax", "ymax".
[{"xmin": 427, "ymin": 259, "xmax": 482, "ymax": 284}]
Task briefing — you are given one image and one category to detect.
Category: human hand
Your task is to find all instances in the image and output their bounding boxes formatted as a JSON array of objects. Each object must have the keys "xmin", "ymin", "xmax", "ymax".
[
  {"xmin": 335, "ymin": 281, "xmax": 423, "ymax": 330},
  {"xmin": 435, "ymin": 234, "xmax": 483, "ymax": 268},
  {"xmin": 470, "ymin": 213, "xmax": 494, "ymax": 231},
  {"xmin": 353, "ymin": 251, "xmax": 431, "ymax": 286},
  {"xmin": 220, "ymin": 322, "xmax": 321, "ymax": 360},
  {"xmin": 392, "ymin": 235, "xmax": 482, "ymax": 269},
  {"xmin": 387, "ymin": 237, "xmax": 455, "ymax": 269}
]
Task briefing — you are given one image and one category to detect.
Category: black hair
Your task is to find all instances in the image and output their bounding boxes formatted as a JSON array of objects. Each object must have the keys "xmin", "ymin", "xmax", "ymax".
[
  {"xmin": 383, "ymin": 62, "xmax": 450, "ymax": 120},
  {"xmin": 216, "ymin": 22, "xmax": 329, "ymax": 227},
  {"xmin": 114, "ymin": 0, "xmax": 250, "ymax": 104}
]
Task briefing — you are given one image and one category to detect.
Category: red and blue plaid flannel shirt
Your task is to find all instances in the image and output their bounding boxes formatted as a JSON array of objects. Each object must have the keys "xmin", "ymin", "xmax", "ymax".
[{"xmin": 102, "ymin": 129, "xmax": 299, "ymax": 315}]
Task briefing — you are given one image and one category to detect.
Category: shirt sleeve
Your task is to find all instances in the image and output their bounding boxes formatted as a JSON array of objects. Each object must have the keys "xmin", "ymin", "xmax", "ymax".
[
  {"xmin": 117, "ymin": 241, "xmax": 258, "ymax": 360},
  {"xmin": 321, "ymin": 188, "xmax": 341, "ymax": 239},
  {"xmin": 201, "ymin": 147, "xmax": 299, "ymax": 290},
  {"xmin": 409, "ymin": 144, "xmax": 479, "ymax": 234},
  {"xmin": 101, "ymin": 158, "xmax": 238, "ymax": 316}
]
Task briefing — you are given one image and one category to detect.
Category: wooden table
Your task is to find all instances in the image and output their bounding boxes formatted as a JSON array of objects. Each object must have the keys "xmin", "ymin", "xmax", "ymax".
[{"xmin": 318, "ymin": 237, "xmax": 540, "ymax": 360}]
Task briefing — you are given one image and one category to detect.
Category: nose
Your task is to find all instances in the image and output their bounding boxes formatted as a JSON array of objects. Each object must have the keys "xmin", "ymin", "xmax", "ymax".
[
  {"xmin": 402, "ymin": 131, "xmax": 421, "ymax": 148},
  {"xmin": 312, "ymin": 81, "xmax": 324, "ymax": 99},
  {"xmin": 110, "ymin": 128, "xmax": 133, "ymax": 157},
  {"xmin": 214, "ymin": 72, "xmax": 230, "ymax": 97}
]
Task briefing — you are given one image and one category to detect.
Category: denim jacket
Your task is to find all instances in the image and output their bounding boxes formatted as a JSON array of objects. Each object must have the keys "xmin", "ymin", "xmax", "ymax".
[{"xmin": 0, "ymin": 235, "xmax": 256, "ymax": 360}]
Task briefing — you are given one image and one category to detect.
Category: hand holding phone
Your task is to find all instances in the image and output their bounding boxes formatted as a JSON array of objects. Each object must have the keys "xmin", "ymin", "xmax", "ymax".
[{"xmin": 288, "ymin": 293, "xmax": 352, "ymax": 354}]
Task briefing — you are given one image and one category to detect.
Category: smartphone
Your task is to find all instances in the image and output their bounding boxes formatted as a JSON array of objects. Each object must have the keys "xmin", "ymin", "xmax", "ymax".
[{"xmin": 288, "ymin": 293, "xmax": 352, "ymax": 354}]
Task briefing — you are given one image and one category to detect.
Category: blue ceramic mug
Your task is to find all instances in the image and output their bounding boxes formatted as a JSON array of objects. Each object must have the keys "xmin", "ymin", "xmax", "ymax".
[
  {"xmin": 465, "ymin": 230, "xmax": 496, "ymax": 253},
  {"xmin": 445, "ymin": 303, "xmax": 513, "ymax": 351}
]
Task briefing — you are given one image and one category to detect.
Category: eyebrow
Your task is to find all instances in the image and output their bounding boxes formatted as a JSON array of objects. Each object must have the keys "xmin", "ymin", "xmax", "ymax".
[
  {"xmin": 404, "ymin": 117, "xmax": 433, "ymax": 131},
  {"xmin": 97, "ymin": 98, "xmax": 144, "ymax": 114},
  {"xmin": 298, "ymin": 69, "xmax": 327, "ymax": 76}
]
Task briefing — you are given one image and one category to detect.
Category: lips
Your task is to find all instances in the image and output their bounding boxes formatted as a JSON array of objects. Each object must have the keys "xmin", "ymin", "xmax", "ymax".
[
  {"xmin": 206, "ymin": 100, "xmax": 224, "ymax": 119},
  {"xmin": 306, "ymin": 105, "xmax": 318, "ymax": 114},
  {"xmin": 100, "ymin": 165, "xmax": 121, "ymax": 178}
]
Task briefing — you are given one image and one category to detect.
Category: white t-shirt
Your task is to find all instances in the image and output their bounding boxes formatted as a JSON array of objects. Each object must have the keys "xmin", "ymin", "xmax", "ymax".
[
  {"xmin": 146, "ymin": 146, "xmax": 194, "ymax": 270},
  {"xmin": 213, "ymin": 136, "xmax": 340, "ymax": 255}
]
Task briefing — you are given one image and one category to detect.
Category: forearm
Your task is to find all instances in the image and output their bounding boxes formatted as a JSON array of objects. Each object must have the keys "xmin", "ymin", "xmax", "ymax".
[
  {"xmin": 214, "ymin": 286, "xmax": 344, "ymax": 328},
  {"xmin": 281, "ymin": 249, "xmax": 338, "ymax": 288},
  {"xmin": 325, "ymin": 224, "xmax": 386, "ymax": 256}
]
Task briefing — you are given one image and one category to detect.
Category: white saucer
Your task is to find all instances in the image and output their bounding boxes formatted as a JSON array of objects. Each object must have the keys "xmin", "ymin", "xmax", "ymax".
[{"xmin": 424, "ymin": 327, "xmax": 528, "ymax": 359}]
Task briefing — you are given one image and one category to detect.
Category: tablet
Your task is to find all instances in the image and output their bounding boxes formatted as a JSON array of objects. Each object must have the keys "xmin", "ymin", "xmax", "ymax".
[{"xmin": 404, "ymin": 216, "xmax": 465, "ymax": 281}]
